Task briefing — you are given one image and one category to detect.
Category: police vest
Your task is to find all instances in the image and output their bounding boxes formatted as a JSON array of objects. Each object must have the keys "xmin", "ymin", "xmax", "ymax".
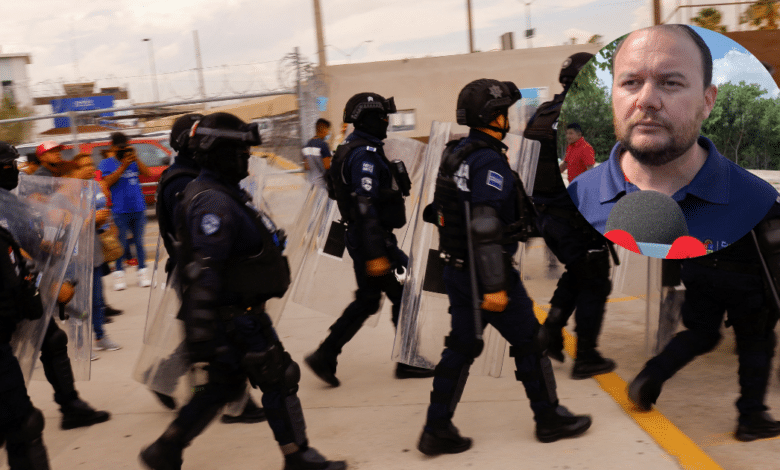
[
  {"xmin": 0, "ymin": 226, "xmax": 43, "ymax": 323},
  {"xmin": 176, "ymin": 178, "xmax": 290, "ymax": 306},
  {"xmin": 326, "ymin": 138, "xmax": 407, "ymax": 228},
  {"xmin": 155, "ymin": 164, "xmax": 201, "ymax": 263},
  {"xmin": 523, "ymin": 95, "xmax": 568, "ymax": 196},
  {"xmin": 432, "ymin": 139, "xmax": 536, "ymax": 269}
]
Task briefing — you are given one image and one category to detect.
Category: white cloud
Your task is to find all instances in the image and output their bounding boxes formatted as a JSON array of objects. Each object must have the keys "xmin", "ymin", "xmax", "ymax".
[{"xmin": 713, "ymin": 49, "xmax": 779, "ymax": 97}]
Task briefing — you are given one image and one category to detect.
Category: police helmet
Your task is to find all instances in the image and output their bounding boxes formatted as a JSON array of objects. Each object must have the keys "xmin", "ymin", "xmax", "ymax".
[
  {"xmin": 456, "ymin": 79, "xmax": 521, "ymax": 128},
  {"xmin": 189, "ymin": 112, "xmax": 262, "ymax": 153},
  {"xmin": 343, "ymin": 92, "xmax": 396, "ymax": 124},
  {"xmin": 0, "ymin": 142, "xmax": 19, "ymax": 164},
  {"xmin": 559, "ymin": 52, "xmax": 595, "ymax": 87},
  {"xmin": 170, "ymin": 113, "xmax": 204, "ymax": 151}
]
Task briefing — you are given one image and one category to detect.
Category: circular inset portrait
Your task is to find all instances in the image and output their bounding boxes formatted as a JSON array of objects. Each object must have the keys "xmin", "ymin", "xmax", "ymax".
[{"xmin": 562, "ymin": 24, "xmax": 780, "ymax": 259}]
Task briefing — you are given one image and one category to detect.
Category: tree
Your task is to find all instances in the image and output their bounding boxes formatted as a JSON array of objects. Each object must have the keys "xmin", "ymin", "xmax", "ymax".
[
  {"xmin": 741, "ymin": 0, "xmax": 780, "ymax": 30},
  {"xmin": 0, "ymin": 95, "xmax": 33, "ymax": 145},
  {"xmin": 702, "ymin": 81, "xmax": 780, "ymax": 169},
  {"xmin": 587, "ymin": 34, "xmax": 603, "ymax": 45},
  {"xmin": 692, "ymin": 8, "xmax": 728, "ymax": 33}
]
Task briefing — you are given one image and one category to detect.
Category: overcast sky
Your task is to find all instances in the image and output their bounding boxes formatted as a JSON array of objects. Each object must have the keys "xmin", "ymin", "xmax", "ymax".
[{"xmin": 1, "ymin": 0, "xmax": 773, "ymax": 104}]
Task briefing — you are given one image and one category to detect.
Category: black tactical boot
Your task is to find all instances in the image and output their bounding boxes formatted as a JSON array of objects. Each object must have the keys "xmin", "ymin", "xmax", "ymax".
[
  {"xmin": 735, "ymin": 411, "xmax": 780, "ymax": 442},
  {"xmin": 283, "ymin": 446, "xmax": 347, "ymax": 470},
  {"xmin": 221, "ymin": 396, "xmax": 267, "ymax": 424},
  {"xmin": 60, "ymin": 398, "xmax": 110, "ymax": 430},
  {"xmin": 139, "ymin": 438, "xmax": 183, "ymax": 470},
  {"xmin": 417, "ymin": 421, "xmax": 473, "ymax": 456},
  {"xmin": 544, "ymin": 307, "xmax": 566, "ymax": 363},
  {"xmin": 304, "ymin": 349, "xmax": 340, "ymax": 387},
  {"xmin": 627, "ymin": 369, "xmax": 663, "ymax": 412},
  {"xmin": 103, "ymin": 304, "xmax": 123, "ymax": 316},
  {"xmin": 535, "ymin": 405, "xmax": 592, "ymax": 443},
  {"xmin": 571, "ymin": 349, "xmax": 616, "ymax": 380},
  {"xmin": 395, "ymin": 362, "xmax": 435, "ymax": 379}
]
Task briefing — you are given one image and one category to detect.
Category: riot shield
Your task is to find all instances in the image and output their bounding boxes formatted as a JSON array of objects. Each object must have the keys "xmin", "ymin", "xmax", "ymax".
[
  {"xmin": 6, "ymin": 175, "xmax": 88, "ymax": 385},
  {"xmin": 392, "ymin": 122, "xmax": 509, "ymax": 377},
  {"xmin": 289, "ymin": 137, "xmax": 428, "ymax": 326}
]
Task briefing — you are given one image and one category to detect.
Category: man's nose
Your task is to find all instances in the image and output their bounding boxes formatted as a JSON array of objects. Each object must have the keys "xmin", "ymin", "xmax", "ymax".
[{"xmin": 635, "ymin": 81, "xmax": 662, "ymax": 112}]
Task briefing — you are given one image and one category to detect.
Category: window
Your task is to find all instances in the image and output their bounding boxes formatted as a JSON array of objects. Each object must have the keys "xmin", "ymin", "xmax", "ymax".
[
  {"xmin": 133, "ymin": 143, "xmax": 170, "ymax": 167},
  {"xmin": 389, "ymin": 110, "xmax": 416, "ymax": 132}
]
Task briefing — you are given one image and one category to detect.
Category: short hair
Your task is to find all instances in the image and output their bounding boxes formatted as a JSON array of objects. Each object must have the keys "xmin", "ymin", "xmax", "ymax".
[
  {"xmin": 612, "ymin": 25, "xmax": 713, "ymax": 89},
  {"xmin": 316, "ymin": 118, "xmax": 331, "ymax": 131},
  {"xmin": 567, "ymin": 123, "xmax": 583, "ymax": 134},
  {"xmin": 110, "ymin": 132, "xmax": 129, "ymax": 147}
]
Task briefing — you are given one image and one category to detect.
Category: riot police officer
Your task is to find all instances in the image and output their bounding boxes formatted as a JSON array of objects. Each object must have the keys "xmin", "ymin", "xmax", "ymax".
[
  {"xmin": 304, "ymin": 92, "xmax": 433, "ymax": 385},
  {"xmin": 629, "ymin": 205, "xmax": 780, "ymax": 442},
  {"xmin": 139, "ymin": 113, "xmax": 345, "ymax": 470},
  {"xmin": 523, "ymin": 53, "xmax": 616, "ymax": 379},
  {"xmin": 149, "ymin": 113, "xmax": 266, "ymax": 423},
  {"xmin": 0, "ymin": 141, "xmax": 51, "ymax": 470},
  {"xmin": 418, "ymin": 79, "xmax": 592, "ymax": 455}
]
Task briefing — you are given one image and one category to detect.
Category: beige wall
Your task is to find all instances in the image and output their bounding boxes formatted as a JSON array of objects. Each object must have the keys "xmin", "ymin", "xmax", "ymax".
[{"xmin": 325, "ymin": 43, "xmax": 601, "ymax": 139}]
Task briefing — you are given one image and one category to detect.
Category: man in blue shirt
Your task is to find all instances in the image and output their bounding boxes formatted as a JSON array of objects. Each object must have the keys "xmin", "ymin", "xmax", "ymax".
[
  {"xmin": 302, "ymin": 118, "xmax": 332, "ymax": 189},
  {"xmin": 567, "ymin": 25, "xmax": 777, "ymax": 253},
  {"xmin": 98, "ymin": 132, "xmax": 152, "ymax": 289}
]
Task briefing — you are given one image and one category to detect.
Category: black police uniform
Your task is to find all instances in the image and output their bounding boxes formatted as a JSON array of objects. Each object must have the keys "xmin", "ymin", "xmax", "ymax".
[
  {"xmin": 306, "ymin": 127, "xmax": 428, "ymax": 384},
  {"xmin": 141, "ymin": 166, "xmax": 344, "ymax": 470},
  {"xmin": 0, "ymin": 221, "xmax": 50, "ymax": 470},
  {"xmin": 420, "ymin": 128, "xmax": 590, "ymax": 453},
  {"xmin": 525, "ymin": 93, "xmax": 615, "ymax": 378},
  {"xmin": 629, "ymin": 203, "xmax": 780, "ymax": 441}
]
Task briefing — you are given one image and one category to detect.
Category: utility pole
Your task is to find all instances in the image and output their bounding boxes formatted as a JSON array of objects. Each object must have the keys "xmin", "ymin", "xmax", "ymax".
[
  {"xmin": 525, "ymin": 1, "xmax": 535, "ymax": 48},
  {"xmin": 467, "ymin": 0, "xmax": 475, "ymax": 53},
  {"xmin": 193, "ymin": 30, "xmax": 206, "ymax": 99},
  {"xmin": 313, "ymin": 0, "xmax": 327, "ymax": 69},
  {"xmin": 142, "ymin": 38, "xmax": 160, "ymax": 103},
  {"xmin": 652, "ymin": 0, "xmax": 662, "ymax": 25},
  {"xmin": 295, "ymin": 47, "xmax": 307, "ymax": 147}
]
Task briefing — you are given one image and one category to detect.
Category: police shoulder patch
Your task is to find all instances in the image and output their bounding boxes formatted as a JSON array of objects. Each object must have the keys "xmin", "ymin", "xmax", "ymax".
[
  {"xmin": 362, "ymin": 177, "xmax": 373, "ymax": 192},
  {"xmin": 362, "ymin": 162, "xmax": 374, "ymax": 174},
  {"xmin": 486, "ymin": 170, "xmax": 504, "ymax": 191},
  {"xmin": 366, "ymin": 146, "xmax": 377, "ymax": 153},
  {"xmin": 201, "ymin": 213, "xmax": 221, "ymax": 236}
]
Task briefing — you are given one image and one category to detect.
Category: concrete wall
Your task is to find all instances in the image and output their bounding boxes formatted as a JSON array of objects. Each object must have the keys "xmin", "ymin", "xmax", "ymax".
[
  {"xmin": 324, "ymin": 43, "xmax": 601, "ymax": 139},
  {"xmin": 0, "ymin": 54, "xmax": 32, "ymax": 109}
]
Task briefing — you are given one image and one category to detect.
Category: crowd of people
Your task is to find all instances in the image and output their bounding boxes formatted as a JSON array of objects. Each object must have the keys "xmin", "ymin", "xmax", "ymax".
[{"xmin": 1, "ymin": 23, "xmax": 780, "ymax": 470}]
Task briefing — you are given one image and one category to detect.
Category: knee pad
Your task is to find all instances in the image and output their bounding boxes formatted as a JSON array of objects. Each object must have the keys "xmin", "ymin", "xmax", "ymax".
[
  {"xmin": 43, "ymin": 328, "xmax": 68, "ymax": 354},
  {"xmin": 570, "ymin": 248, "xmax": 610, "ymax": 280},
  {"xmin": 444, "ymin": 335, "xmax": 482, "ymax": 361},
  {"xmin": 508, "ymin": 324, "xmax": 548, "ymax": 359},
  {"xmin": 241, "ymin": 344, "xmax": 299, "ymax": 394},
  {"xmin": 355, "ymin": 290, "xmax": 382, "ymax": 313}
]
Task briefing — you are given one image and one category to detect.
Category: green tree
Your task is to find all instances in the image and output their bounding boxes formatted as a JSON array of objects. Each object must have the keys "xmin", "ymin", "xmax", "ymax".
[
  {"xmin": 559, "ymin": 59, "xmax": 615, "ymax": 162},
  {"xmin": 587, "ymin": 34, "xmax": 603, "ymax": 45},
  {"xmin": 741, "ymin": 0, "xmax": 780, "ymax": 30},
  {"xmin": 692, "ymin": 8, "xmax": 728, "ymax": 33},
  {"xmin": 702, "ymin": 81, "xmax": 780, "ymax": 169},
  {"xmin": 0, "ymin": 95, "xmax": 33, "ymax": 145}
]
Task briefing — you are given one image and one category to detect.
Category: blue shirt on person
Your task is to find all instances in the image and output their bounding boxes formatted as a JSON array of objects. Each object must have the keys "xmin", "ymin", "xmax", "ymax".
[
  {"xmin": 567, "ymin": 136, "xmax": 779, "ymax": 252},
  {"xmin": 98, "ymin": 157, "xmax": 146, "ymax": 214}
]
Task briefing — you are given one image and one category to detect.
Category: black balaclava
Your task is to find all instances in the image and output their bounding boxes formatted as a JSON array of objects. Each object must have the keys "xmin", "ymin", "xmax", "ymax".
[
  {"xmin": 199, "ymin": 144, "xmax": 250, "ymax": 186},
  {"xmin": 355, "ymin": 110, "xmax": 389, "ymax": 140}
]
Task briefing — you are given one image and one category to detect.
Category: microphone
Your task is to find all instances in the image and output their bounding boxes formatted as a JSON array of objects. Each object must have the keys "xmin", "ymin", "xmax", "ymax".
[{"xmin": 604, "ymin": 190, "xmax": 706, "ymax": 258}]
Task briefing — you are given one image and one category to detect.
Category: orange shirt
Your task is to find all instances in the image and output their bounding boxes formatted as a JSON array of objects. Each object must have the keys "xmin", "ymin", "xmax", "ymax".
[{"xmin": 564, "ymin": 137, "xmax": 595, "ymax": 181}]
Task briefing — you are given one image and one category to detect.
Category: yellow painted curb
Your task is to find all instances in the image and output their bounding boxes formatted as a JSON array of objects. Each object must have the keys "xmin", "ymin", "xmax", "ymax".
[
  {"xmin": 253, "ymin": 151, "xmax": 302, "ymax": 171},
  {"xmin": 533, "ymin": 303, "xmax": 724, "ymax": 470}
]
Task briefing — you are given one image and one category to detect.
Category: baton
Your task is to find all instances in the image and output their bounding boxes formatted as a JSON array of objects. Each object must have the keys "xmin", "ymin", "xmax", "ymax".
[
  {"xmin": 750, "ymin": 229, "xmax": 780, "ymax": 313},
  {"xmin": 463, "ymin": 199, "xmax": 484, "ymax": 343}
]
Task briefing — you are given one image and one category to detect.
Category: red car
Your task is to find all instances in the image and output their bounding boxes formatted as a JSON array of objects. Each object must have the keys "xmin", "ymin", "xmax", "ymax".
[{"xmin": 19, "ymin": 134, "xmax": 173, "ymax": 205}]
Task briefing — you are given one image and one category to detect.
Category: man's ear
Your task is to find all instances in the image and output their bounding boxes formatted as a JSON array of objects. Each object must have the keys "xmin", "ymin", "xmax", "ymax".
[{"xmin": 702, "ymin": 85, "xmax": 718, "ymax": 120}]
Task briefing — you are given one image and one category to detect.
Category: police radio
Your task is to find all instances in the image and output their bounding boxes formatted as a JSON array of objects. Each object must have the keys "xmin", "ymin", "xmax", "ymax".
[{"xmin": 391, "ymin": 160, "xmax": 411, "ymax": 197}]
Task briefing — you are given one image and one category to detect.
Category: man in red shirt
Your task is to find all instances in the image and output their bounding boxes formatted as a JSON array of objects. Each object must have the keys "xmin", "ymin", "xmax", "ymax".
[{"xmin": 560, "ymin": 123, "xmax": 595, "ymax": 182}]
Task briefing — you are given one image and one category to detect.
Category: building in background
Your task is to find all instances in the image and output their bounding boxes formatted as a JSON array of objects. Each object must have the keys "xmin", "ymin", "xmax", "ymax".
[{"xmin": 0, "ymin": 52, "xmax": 32, "ymax": 109}]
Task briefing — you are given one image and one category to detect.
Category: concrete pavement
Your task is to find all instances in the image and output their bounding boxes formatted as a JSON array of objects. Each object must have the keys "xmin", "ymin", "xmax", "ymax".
[{"xmin": 5, "ymin": 167, "xmax": 780, "ymax": 470}]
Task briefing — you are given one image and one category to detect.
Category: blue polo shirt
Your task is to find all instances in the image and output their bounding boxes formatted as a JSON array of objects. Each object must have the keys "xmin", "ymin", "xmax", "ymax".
[{"xmin": 568, "ymin": 136, "xmax": 778, "ymax": 252}]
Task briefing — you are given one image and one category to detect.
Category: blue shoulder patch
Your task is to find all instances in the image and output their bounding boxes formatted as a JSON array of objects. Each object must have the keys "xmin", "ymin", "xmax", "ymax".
[
  {"xmin": 200, "ymin": 213, "xmax": 221, "ymax": 235},
  {"xmin": 486, "ymin": 170, "xmax": 504, "ymax": 191},
  {"xmin": 362, "ymin": 162, "xmax": 374, "ymax": 174}
]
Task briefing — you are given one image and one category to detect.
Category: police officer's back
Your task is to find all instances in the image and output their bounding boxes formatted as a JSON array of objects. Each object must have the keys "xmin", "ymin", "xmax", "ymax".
[{"xmin": 139, "ymin": 113, "xmax": 345, "ymax": 470}]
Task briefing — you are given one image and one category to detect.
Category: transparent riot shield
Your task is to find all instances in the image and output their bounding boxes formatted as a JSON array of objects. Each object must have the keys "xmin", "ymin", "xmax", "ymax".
[
  {"xmin": 6, "ymin": 176, "xmax": 88, "ymax": 385},
  {"xmin": 290, "ymin": 137, "xmax": 428, "ymax": 327},
  {"xmin": 392, "ymin": 122, "xmax": 509, "ymax": 377}
]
